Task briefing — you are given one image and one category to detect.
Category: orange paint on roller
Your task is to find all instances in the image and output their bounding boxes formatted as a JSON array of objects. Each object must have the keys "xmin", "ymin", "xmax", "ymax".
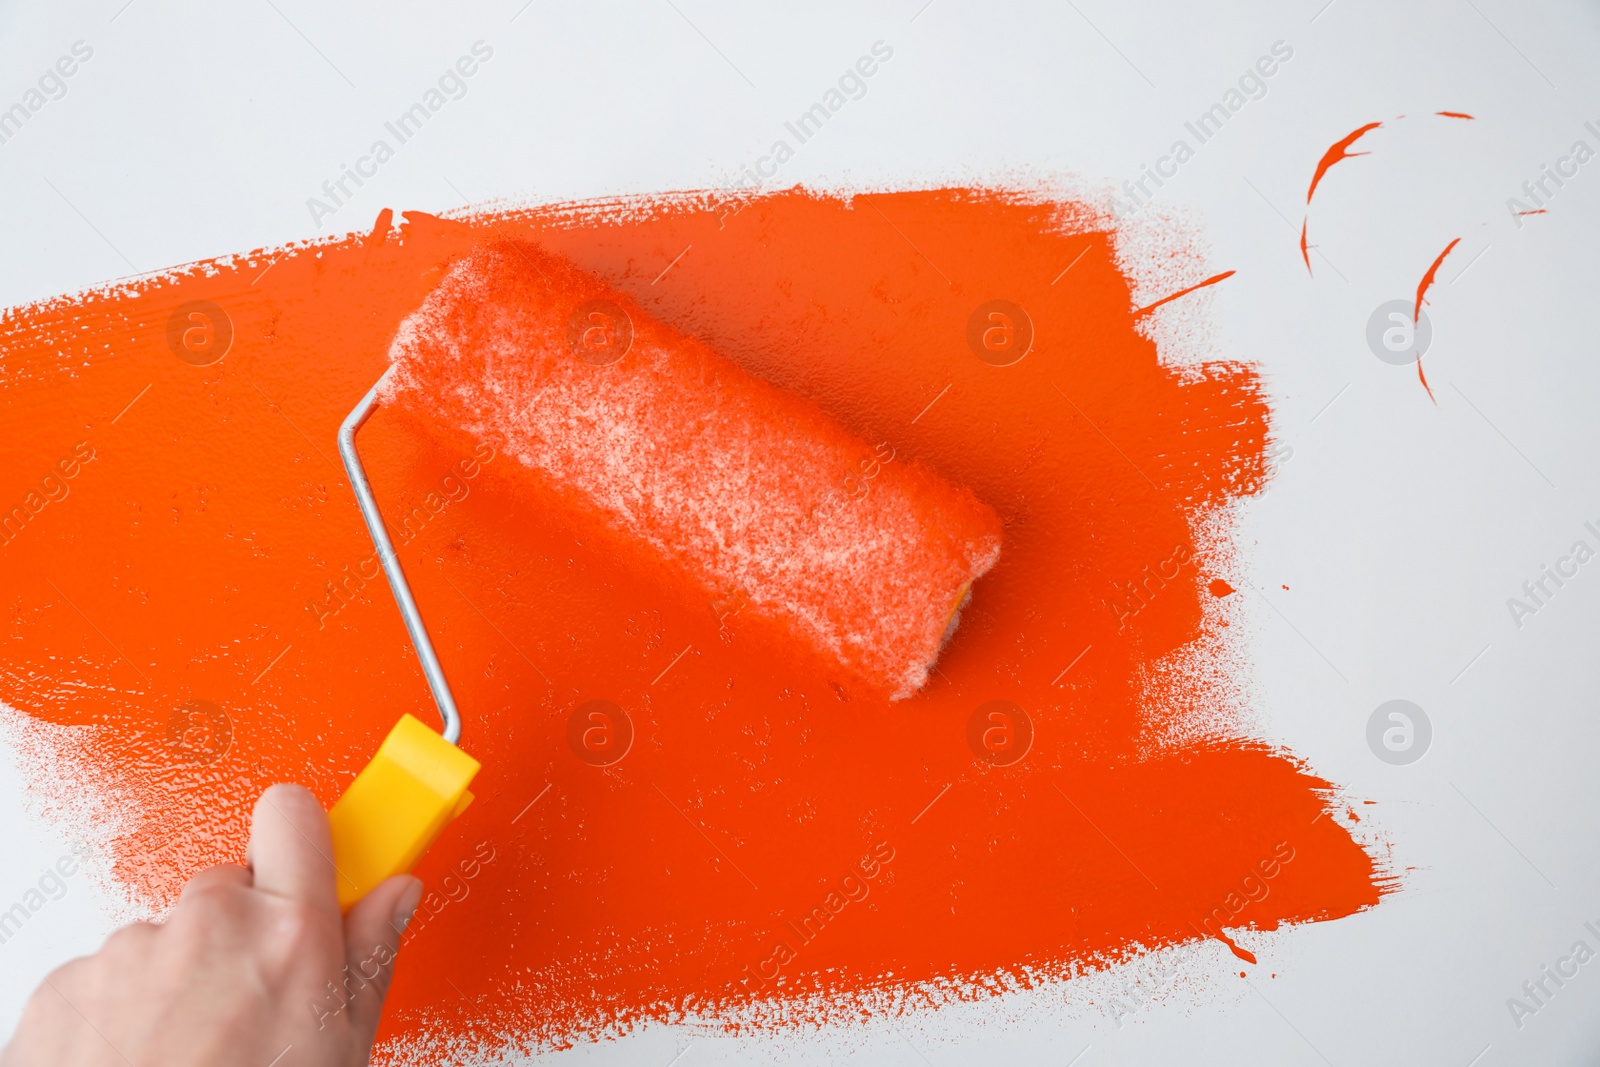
[{"xmin": 381, "ymin": 243, "xmax": 1002, "ymax": 698}]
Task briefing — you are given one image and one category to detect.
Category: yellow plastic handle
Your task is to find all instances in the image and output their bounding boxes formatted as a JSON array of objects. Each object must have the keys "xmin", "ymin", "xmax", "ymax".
[{"xmin": 328, "ymin": 713, "xmax": 482, "ymax": 912}]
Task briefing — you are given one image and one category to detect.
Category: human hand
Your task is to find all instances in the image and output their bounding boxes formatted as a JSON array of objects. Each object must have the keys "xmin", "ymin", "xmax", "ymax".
[{"xmin": 1, "ymin": 784, "xmax": 423, "ymax": 1067}]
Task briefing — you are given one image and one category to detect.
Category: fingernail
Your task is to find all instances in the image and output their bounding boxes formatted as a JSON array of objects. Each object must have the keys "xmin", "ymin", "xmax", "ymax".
[{"xmin": 391, "ymin": 878, "xmax": 424, "ymax": 934}]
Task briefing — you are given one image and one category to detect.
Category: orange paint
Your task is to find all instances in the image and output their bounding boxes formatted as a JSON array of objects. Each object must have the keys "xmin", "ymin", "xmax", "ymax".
[
  {"xmin": 1300, "ymin": 122, "xmax": 1383, "ymax": 274},
  {"xmin": 1416, "ymin": 357, "xmax": 1437, "ymax": 404},
  {"xmin": 384, "ymin": 243, "xmax": 1002, "ymax": 700},
  {"xmin": 1306, "ymin": 123, "xmax": 1383, "ymax": 204},
  {"xmin": 1411, "ymin": 237, "xmax": 1460, "ymax": 407},
  {"xmin": 1208, "ymin": 579, "xmax": 1236, "ymax": 598},
  {"xmin": 1414, "ymin": 237, "xmax": 1461, "ymax": 323},
  {"xmin": 1212, "ymin": 930, "xmax": 1256, "ymax": 965},
  {"xmin": 0, "ymin": 187, "xmax": 1386, "ymax": 1053},
  {"xmin": 1132, "ymin": 270, "xmax": 1235, "ymax": 318},
  {"xmin": 1435, "ymin": 111, "xmax": 1475, "ymax": 120}
]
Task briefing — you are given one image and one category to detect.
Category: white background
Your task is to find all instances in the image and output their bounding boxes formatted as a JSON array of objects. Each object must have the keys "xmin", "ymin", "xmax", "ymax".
[{"xmin": 2, "ymin": 1, "xmax": 1599, "ymax": 1063}]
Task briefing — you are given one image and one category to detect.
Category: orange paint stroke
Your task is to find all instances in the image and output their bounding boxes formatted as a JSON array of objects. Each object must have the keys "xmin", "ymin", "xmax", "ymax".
[
  {"xmin": 1435, "ymin": 111, "xmax": 1475, "ymax": 120},
  {"xmin": 0, "ymin": 187, "xmax": 1389, "ymax": 1055},
  {"xmin": 1208, "ymin": 579, "xmax": 1235, "ymax": 598},
  {"xmin": 1133, "ymin": 270, "xmax": 1236, "ymax": 318},
  {"xmin": 1416, "ymin": 356, "xmax": 1437, "ymax": 405},
  {"xmin": 1516, "ymin": 209, "xmax": 1547, "ymax": 217},
  {"xmin": 1411, "ymin": 238, "xmax": 1460, "ymax": 406},
  {"xmin": 1414, "ymin": 237, "xmax": 1461, "ymax": 323},
  {"xmin": 366, "ymin": 207, "xmax": 394, "ymax": 245},
  {"xmin": 1300, "ymin": 121, "xmax": 1383, "ymax": 275},
  {"xmin": 1216, "ymin": 930, "xmax": 1258, "ymax": 964},
  {"xmin": 1306, "ymin": 122, "xmax": 1383, "ymax": 205}
]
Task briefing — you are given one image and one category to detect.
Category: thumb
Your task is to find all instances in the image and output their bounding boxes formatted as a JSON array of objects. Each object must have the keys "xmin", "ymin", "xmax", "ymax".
[{"xmin": 341, "ymin": 874, "xmax": 423, "ymax": 1048}]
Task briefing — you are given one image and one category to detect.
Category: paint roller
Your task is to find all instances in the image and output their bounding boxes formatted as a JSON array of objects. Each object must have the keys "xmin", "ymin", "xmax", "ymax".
[{"xmin": 327, "ymin": 242, "xmax": 1002, "ymax": 908}]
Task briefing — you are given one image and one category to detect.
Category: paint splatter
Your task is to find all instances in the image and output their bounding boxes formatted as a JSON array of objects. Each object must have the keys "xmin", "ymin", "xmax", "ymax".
[
  {"xmin": 0, "ymin": 187, "xmax": 1387, "ymax": 1057},
  {"xmin": 1435, "ymin": 111, "xmax": 1475, "ymax": 120},
  {"xmin": 1306, "ymin": 123, "xmax": 1383, "ymax": 205},
  {"xmin": 1516, "ymin": 208, "xmax": 1547, "ymax": 218},
  {"xmin": 1300, "ymin": 122, "xmax": 1383, "ymax": 273},
  {"xmin": 1414, "ymin": 238, "xmax": 1461, "ymax": 324},
  {"xmin": 1133, "ymin": 270, "xmax": 1236, "ymax": 318},
  {"xmin": 1410, "ymin": 237, "xmax": 1460, "ymax": 405},
  {"xmin": 1213, "ymin": 930, "xmax": 1256, "ymax": 964},
  {"xmin": 1208, "ymin": 579, "xmax": 1236, "ymax": 598},
  {"xmin": 1415, "ymin": 358, "xmax": 1436, "ymax": 403}
]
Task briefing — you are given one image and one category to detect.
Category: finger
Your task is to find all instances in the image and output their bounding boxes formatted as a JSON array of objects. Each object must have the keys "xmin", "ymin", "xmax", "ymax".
[
  {"xmin": 178, "ymin": 863, "xmax": 252, "ymax": 902},
  {"xmin": 246, "ymin": 784, "xmax": 339, "ymax": 912},
  {"xmin": 341, "ymin": 874, "xmax": 423, "ymax": 1047}
]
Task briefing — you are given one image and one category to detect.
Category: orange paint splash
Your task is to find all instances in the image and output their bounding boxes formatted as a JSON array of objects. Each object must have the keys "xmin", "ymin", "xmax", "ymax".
[
  {"xmin": 1411, "ymin": 238, "xmax": 1460, "ymax": 406},
  {"xmin": 1435, "ymin": 111, "xmax": 1475, "ymax": 120},
  {"xmin": 1414, "ymin": 237, "xmax": 1461, "ymax": 324},
  {"xmin": 1415, "ymin": 358, "xmax": 1437, "ymax": 404},
  {"xmin": 1216, "ymin": 932, "xmax": 1257, "ymax": 965},
  {"xmin": 1132, "ymin": 270, "xmax": 1235, "ymax": 318},
  {"xmin": 0, "ymin": 187, "xmax": 1387, "ymax": 1056},
  {"xmin": 1208, "ymin": 579, "xmax": 1236, "ymax": 598},
  {"xmin": 1306, "ymin": 123, "xmax": 1383, "ymax": 204},
  {"xmin": 1300, "ymin": 121, "xmax": 1383, "ymax": 273}
]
